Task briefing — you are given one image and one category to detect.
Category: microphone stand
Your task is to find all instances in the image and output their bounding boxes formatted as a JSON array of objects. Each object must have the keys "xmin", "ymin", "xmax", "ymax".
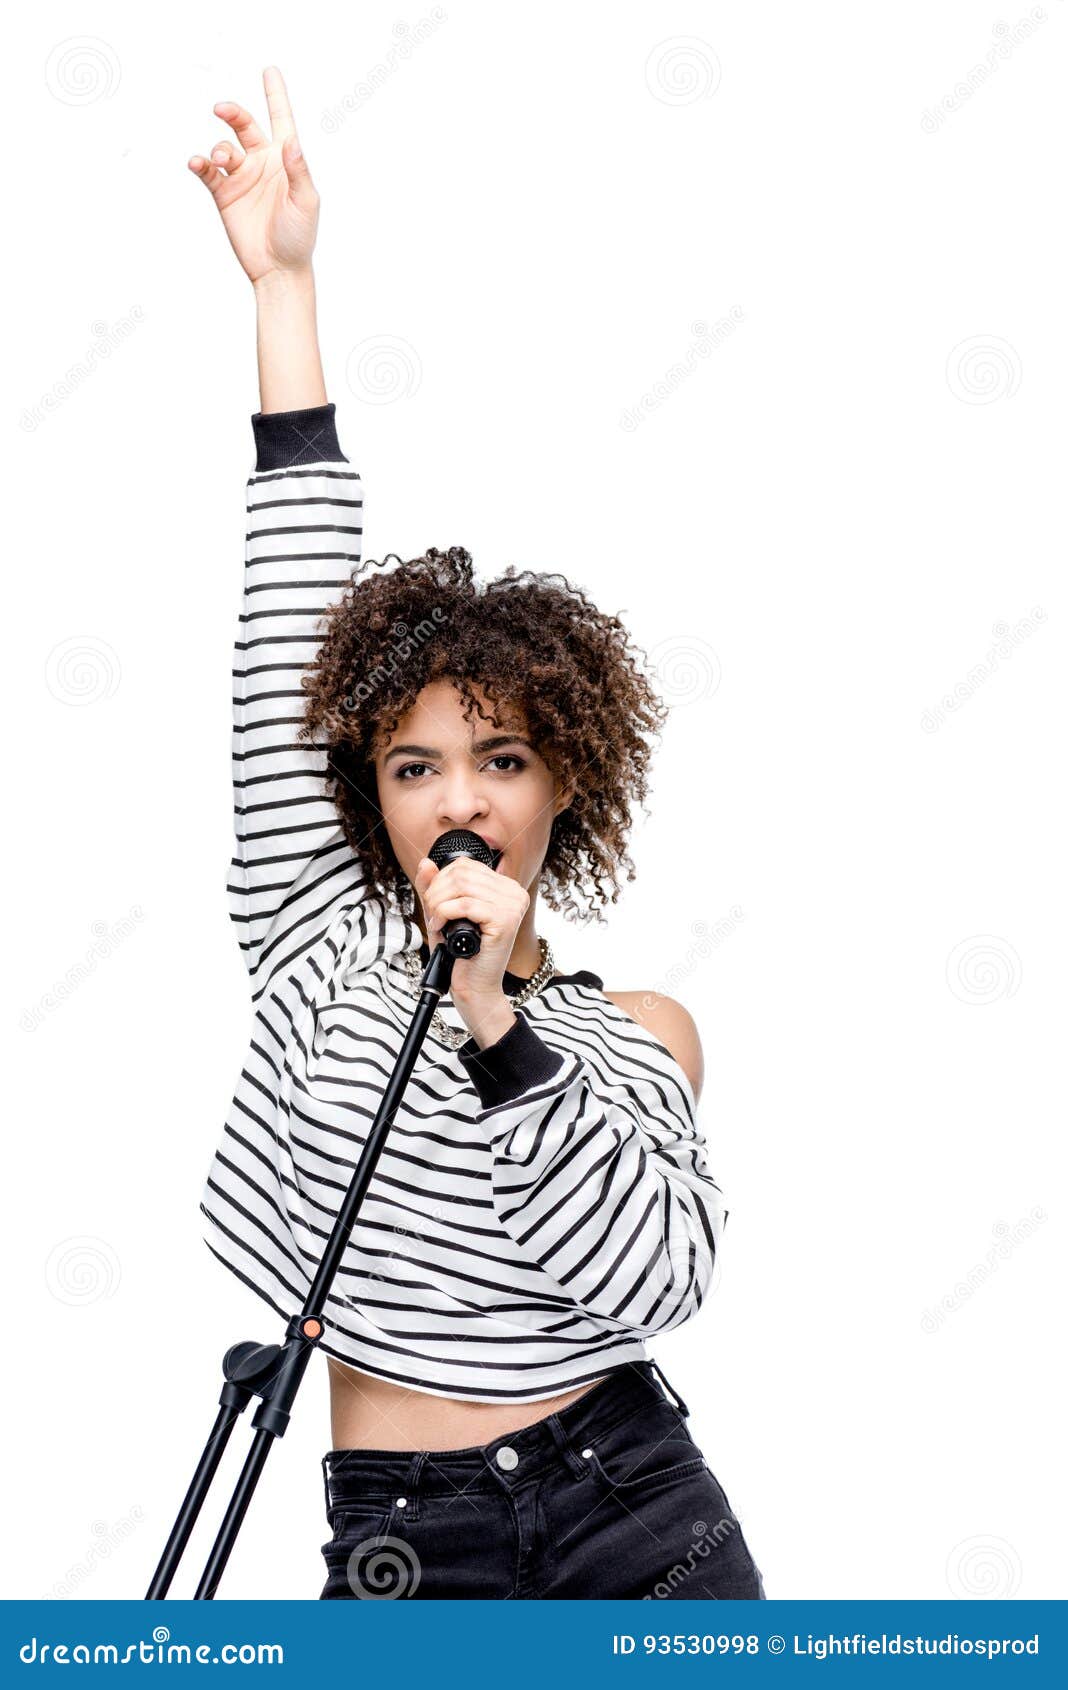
[{"xmin": 146, "ymin": 939, "xmax": 459, "ymax": 1599}]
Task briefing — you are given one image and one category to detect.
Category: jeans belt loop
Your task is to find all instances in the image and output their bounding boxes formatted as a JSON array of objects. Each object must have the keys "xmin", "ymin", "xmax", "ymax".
[
  {"xmin": 545, "ymin": 1412, "xmax": 593, "ymax": 1478},
  {"xmin": 649, "ymin": 1359, "xmax": 690, "ymax": 1418},
  {"xmin": 321, "ymin": 1452, "xmax": 333, "ymax": 1515},
  {"xmin": 401, "ymin": 1451, "xmax": 426, "ymax": 1521}
]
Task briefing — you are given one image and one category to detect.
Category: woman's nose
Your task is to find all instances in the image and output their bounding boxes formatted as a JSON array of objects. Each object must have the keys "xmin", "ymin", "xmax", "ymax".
[{"xmin": 437, "ymin": 775, "xmax": 488, "ymax": 828}]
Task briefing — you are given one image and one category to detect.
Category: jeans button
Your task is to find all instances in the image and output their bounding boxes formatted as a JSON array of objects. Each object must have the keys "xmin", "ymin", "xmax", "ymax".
[{"xmin": 496, "ymin": 1445, "xmax": 519, "ymax": 1470}]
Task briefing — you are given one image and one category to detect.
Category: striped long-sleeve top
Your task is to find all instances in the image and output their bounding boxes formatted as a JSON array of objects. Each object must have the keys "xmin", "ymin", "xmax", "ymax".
[{"xmin": 199, "ymin": 402, "xmax": 729, "ymax": 1402}]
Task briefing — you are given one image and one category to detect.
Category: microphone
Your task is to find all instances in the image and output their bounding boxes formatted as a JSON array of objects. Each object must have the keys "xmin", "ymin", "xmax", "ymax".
[{"xmin": 427, "ymin": 829, "xmax": 503, "ymax": 957}]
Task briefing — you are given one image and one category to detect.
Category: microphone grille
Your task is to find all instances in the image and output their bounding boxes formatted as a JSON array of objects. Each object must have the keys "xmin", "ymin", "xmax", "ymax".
[{"xmin": 428, "ymin": 829, "xmax": 500, "ymax": 870}]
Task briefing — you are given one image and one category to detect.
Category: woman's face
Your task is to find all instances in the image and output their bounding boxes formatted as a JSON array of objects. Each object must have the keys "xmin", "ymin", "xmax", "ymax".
[{"xmin": 372, "ymin": 678, "xmax": 573, "ymax": 904}]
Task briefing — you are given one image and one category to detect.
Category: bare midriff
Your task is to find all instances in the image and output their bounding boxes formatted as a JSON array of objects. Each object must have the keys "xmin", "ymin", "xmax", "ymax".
[{"xmin": 327, "ymin": 1356, "xmax": 607, "ymax": 1451}]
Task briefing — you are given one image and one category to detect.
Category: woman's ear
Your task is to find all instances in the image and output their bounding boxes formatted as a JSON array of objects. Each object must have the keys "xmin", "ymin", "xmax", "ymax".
[{"xmin": 552, "ymin": 776, "xmax": 577, "ymax": 818}]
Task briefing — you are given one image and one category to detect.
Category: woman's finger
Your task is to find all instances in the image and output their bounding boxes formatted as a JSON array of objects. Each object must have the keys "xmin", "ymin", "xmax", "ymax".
[
  {"xmin": 208, "ymin": 140, "xmax": 243, "ymax": 174},
  {"xmin": 263, "ymin": 64, "xmax": 295, "ymax": 143},
  {"xmin": 280, "ymin": 132, "xmax": 317, "ymax": 206},
  {"xmin": 187, "ymin": 155, "xmax": 227, "ymax": 197},
  {"xmin": 431, "ymin": 858, "xmax": 494, "ymax": 888},
  {"xmin": 213, "ymin": 99, "xmax": 268, "ymax": 152},
  {"xmin": 428, "ymin": 894, "xmax": 513, "ymax": 927},
  {"xmin": 425, "ymin": 863, "xmax": 520, "ymax": 907}
]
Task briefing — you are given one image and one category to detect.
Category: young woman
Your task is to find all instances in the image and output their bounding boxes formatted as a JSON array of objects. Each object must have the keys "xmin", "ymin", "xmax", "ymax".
[{"xmin": 189, "ymin": 66, "xmax": 765, "ymax": 1602}]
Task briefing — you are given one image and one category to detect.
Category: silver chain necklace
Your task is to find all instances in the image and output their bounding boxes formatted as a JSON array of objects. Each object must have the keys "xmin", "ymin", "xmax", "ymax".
[{"xmin": 399, "ymin": 936, "xmax": 557, "ymax": 1050}]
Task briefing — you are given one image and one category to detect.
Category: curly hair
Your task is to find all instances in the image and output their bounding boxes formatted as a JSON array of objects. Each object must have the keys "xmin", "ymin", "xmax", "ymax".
[{"xmin": 299, "ymin": 545, "xmax": 668, "ymax": 923}]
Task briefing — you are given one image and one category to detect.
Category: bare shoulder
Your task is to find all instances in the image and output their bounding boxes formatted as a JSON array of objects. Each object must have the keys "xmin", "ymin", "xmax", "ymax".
[{"xmin": 601, "ymin": 991, "xmax": 704, "ymax": 1102}]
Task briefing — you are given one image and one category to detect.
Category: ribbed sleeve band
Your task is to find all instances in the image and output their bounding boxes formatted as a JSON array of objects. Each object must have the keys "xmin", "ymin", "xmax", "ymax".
[
  {"xmin": 251, "ymin": 402, "xmax": 349, "ymax": 471},
  {"xmin": 457, "ymin": 1013, "xmax": 567, "ymax": 1108}
]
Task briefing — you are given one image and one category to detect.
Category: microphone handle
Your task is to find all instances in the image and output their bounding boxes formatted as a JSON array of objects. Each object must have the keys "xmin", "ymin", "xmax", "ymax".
[{"xmin": 437, "ymin": 843, "xmax": 501, "ymax": 957}]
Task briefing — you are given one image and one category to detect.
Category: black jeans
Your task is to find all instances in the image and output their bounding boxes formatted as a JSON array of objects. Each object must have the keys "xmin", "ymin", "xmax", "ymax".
[{"xmin": 319, "ymin": 1360, "xmax": 766, "ymax": 1599}]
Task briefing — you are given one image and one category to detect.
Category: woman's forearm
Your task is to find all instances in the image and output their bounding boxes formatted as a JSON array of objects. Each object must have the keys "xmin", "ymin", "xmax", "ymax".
[{"xmin": 253, "ymin": 268, "xmax": 328, "ymax": 414}]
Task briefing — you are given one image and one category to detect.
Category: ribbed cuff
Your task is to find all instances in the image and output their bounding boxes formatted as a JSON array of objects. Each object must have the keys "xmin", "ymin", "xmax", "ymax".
[
  {"xmin": 251, "ymin": 402, "xmax": 349, "ymax": 472},
  {"xmin": 457, "ymin": 1013, "xmax": 566, "ymax": 1109}
]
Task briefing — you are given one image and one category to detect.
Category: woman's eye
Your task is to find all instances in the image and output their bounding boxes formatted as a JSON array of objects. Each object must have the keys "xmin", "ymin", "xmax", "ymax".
[{"xmin": 395, "ymin": 754, "xmax": 526, "ymax": 781}]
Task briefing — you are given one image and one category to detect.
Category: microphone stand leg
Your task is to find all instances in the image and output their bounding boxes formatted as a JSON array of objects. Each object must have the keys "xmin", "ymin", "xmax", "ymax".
[{"xmin": 146, "ymin": 943, "xmax": 456, "ymax": 1598}]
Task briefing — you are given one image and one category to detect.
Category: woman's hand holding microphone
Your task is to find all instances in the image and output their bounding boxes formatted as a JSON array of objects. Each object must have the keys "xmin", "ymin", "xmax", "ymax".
[{"xmin": 413, "ymin": 857, "xmax": 530, "ymax": 1049}]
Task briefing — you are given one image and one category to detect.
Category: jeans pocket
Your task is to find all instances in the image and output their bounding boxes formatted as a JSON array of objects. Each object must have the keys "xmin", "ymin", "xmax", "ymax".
[
  {"xmin": 320, "ymin": 1502, "xmax": 427, "ymax": 1600},
  {"xmin": 581, "ymin": 1399, "xmax": 708, "ymax": 1499},
  {"xmin": 320, "ymin": 1500, "xmax": 396, "ymax": 1563},
  {"xmin": 586, "ymin": 1446, "xmax": 708, "ymax": 1499}
]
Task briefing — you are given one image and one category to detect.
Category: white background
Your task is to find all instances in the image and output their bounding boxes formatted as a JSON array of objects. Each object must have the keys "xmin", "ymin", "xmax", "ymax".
[{"xmin": 5, "ymin": 1, "xmax": 1065, "ymax": 1602}]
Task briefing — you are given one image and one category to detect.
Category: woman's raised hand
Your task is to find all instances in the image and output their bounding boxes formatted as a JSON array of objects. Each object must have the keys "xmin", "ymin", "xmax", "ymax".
[{"xmin": 188, "ymin": 65, "xmax": 319, "ymax": 285}]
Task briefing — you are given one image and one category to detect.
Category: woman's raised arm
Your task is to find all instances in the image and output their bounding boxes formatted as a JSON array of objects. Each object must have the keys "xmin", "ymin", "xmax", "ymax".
[
  {"xmin": 189, "ymin": 64, "xmax": 326, "ymax": 413},
  {"xmin": 190, "ymin": 68, "xmax": 370, "ymax": 1001}
]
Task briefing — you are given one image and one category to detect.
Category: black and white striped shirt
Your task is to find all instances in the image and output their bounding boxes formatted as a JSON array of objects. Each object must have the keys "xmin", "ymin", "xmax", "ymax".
[{"xmin": 199, "ymin": 402, "xmax": 728, "ymax": 1402}]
